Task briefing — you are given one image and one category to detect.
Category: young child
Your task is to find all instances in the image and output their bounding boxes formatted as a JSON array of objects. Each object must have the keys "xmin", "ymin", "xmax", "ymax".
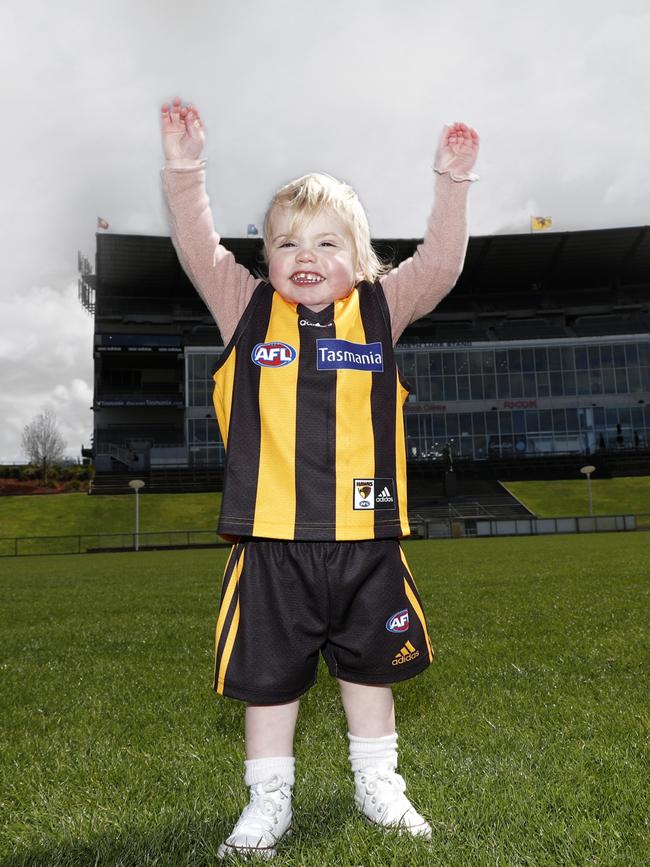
[{"xmin": 160, "ymin": 95, "xmax": 479, "ymax": 860}]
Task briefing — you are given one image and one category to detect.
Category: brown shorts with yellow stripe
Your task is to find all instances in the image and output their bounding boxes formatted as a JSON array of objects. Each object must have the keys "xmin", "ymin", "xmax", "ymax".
[{"xmin": 213, "ymin": 538, "xmax": 434, "ymax": 704}]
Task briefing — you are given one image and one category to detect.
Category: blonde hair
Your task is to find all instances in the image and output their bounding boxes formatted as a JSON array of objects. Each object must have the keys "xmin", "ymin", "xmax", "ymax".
[{"xmin": 262, "ymin": 172, "xmax": 390, "ymax": 283}]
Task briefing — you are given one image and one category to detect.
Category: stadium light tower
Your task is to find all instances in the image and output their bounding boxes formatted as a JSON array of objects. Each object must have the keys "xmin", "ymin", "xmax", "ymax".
[
  {"xmin": 128, "ymin": 479, "xmax": 145, "ymax": 551},
  {"xmin": 579, "ymin": 465, "xmax": 596, "ymax": 516}
]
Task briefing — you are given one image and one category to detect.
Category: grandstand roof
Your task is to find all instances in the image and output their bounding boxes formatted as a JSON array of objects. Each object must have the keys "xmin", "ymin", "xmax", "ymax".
[
  {"xmin": 94, "ymin": 224, "xmax": 650, "ymax": 301},
  {"xmin": 457, "ymin": 223, "xmax": 650, "ymax": 291}
]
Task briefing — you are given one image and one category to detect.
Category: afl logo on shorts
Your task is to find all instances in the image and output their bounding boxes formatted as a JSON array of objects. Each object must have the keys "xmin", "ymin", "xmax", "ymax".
[
  {"xmin": 386, "ymin": 608, "xmax": 410, "ymax": 633},
  {"xmin": 251, "ymin": 342, "xmax": 297, "ymax": 367}
]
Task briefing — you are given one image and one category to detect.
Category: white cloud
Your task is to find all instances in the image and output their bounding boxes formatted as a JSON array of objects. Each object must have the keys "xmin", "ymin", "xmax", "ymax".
[{"xmin": 0, "ymin": 283, "xmax": 93, "ymax": 463}]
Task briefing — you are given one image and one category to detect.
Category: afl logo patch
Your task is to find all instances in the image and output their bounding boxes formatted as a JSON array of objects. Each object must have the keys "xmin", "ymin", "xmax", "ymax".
[
  {"xmin": 386, "ymin": 609, "xmax": 410, "ymax": 633},
  {"xmin": 251, "ymin": 342, "xmax": 297, "ymax": 367}
]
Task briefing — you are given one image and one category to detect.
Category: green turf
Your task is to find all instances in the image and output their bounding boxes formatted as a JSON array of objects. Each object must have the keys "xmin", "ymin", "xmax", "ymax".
[
  {"xmin": 1, "ymin": 477, "xmax": 649, "ymax": 546},
  {"xmin": 1, "ymin": 536, "xmax": 648, "ymax": 866},
  {"xmin": 0, "ymin": 492, "xmax": 222, "ymax": 539},
  {"xmin": 504, "ymin": 476, "xmax": 650, "ymax": 518}
]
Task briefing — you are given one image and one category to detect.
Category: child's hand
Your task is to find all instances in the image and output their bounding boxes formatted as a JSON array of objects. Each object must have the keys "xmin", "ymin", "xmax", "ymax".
[
  {"xmin": 434, "ymin": 122, "xmax": 480, "ymax": 181},
  {"xmin": 161, "ymin": 96, "xmax": 205, "ymax": 162}
]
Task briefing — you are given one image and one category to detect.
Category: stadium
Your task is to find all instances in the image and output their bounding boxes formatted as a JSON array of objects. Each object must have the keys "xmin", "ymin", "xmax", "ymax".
[
  {"xmin": 6, "ymin": 183, "xmax": 650, "ymax": 867},
  {"xmin": 78, "ymin": 223, "xmax": 650, "ymax": 527},
  {"xmin": 5, "ymin": 222, "xmax": 648, "ymax": 864}
]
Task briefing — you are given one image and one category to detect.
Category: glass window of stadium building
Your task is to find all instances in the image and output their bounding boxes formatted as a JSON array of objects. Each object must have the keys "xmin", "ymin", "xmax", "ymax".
[
  {"xmin": 184, "ymin": 336, "xmax": 650, "ymax": 465},
  {"xmin": 185, "ymin": 350, "xmax": 224, "ymax": 466}
]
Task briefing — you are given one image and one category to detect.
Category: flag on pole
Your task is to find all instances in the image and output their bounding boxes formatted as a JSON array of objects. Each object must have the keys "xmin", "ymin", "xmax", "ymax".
[
  {"xmin": 531, "ymin": 216, "xmax": 552, "ymax": 231},
  {"xmin": 97, "ymin": 217, "xmax": 109, "ymax": 230}
]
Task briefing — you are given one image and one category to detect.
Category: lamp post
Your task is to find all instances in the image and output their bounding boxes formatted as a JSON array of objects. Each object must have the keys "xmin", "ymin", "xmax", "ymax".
[
  {"xmin": 128, "ymin": 479, "xmax": 145, "ymax": 551},
  {"xmin": 579, "ymin": 465, "xmax": 595, "ymax": 516}
]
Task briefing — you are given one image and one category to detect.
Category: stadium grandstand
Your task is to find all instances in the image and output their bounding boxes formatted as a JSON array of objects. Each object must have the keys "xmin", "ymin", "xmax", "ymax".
[{"xmin": 78, "ymin": 225, "xmax": 650, "ymax": 506}]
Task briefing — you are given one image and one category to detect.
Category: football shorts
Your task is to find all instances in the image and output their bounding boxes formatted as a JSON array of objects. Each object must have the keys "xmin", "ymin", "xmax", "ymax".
[{"xmin": 213, "ymin": 537, "xmax": 434, "ymax": 704}]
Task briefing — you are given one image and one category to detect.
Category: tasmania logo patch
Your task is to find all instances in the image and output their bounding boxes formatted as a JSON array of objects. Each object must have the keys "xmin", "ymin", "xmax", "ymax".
[
  {"xmin": 386, "ymin": 608, "xmax": 410, "ymax": 633},
  {"xmin": 316, "ymin": 339, "xmax": 383, "ymax": 371},
  {"xmin": 251, "ymin": 342, "xmax": 297, "ymax": 367}
]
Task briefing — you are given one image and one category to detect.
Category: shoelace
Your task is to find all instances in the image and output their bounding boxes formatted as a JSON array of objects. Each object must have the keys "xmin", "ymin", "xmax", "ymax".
[
  {"xmin": 355, "ymin": 765, "xmax": 408, "ymax": 818},
  {"xmin": 238, "ymin": 776, "xmax": 291, "ymax": 834}
]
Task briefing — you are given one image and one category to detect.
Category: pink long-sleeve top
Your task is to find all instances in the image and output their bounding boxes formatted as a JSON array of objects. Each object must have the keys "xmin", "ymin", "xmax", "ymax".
[{"xmin": 160, "ymin": 161, "xmax": 472, "ymax": 346}]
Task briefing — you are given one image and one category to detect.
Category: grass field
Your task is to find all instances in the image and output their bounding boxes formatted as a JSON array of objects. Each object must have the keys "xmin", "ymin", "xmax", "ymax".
[
  {"xmin": 504, "ymin": 477, "xmax": 650, "ymax": 519},
  {"xmin": 0, "ymin": 492, "xmax": 222, "ymax": 539},
  {"xmin": 2, "ymin": 535, "xmax": 648, "ymax": 866},
  {"xmin": 0, "ymin": 477, "xmax": 648, "ymax": 544}
]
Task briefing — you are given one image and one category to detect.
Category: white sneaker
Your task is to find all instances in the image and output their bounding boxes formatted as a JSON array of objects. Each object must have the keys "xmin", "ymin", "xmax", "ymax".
[
  {"xmin": 354, "ymin": 762, "xmax": 432, "ymax": 840},
  {"xmin": 217, "ymin": 775, "xmax": 293, "ymax": 860}
]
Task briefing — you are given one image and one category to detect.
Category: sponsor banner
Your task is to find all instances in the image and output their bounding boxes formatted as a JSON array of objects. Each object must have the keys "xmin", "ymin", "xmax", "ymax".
[
  {"xmin": 96, "ymin": 346, "xmax": 180, "ymax": 353},
  {"xmin": 317, "ymin": 339, "xmax": 383, "ymax": 372},
  {"xmin": 95, "ymin": 334, "xmax": 182, "ymax": 352},
  {"xmin": 353, "ymin": 477, "xmax": 395, "ymax": 510},
  {"xmin": 96, "ymin": 398, "xmax": 184, "ymax": 407},
  {"xmin": 503, "ymin": 399, "xmax": 537, "ymax": 409},
  {"xmin": 397, "ymin": 340, "xmax": 472, "ymax": 348}
]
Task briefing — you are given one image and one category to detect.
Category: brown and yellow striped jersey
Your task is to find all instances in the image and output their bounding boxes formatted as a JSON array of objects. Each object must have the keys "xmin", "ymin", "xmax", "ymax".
[{"xmin": 212, "ymin": 280, "xmax": 411, "ymax": 541}]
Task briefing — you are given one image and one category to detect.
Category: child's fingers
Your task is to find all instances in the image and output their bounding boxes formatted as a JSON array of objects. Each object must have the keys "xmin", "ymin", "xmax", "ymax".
[
  {"xmin": 453, "ymin": 122, "xmax": 479, "ymax": 142},
  {"xmin": 187, "ymin": 104, "xmax": 203, "ymax": 126},
  {"xmin": 162, "ymin": 97, "xmax": 203, "ymax": 130},
  {"xmin": 185, "ymin": 107, "xmax": 204, "ymax": 132}
]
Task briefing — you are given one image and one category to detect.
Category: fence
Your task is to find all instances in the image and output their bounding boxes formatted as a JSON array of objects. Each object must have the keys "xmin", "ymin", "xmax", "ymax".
[
  {"xmin": 413, "ymin": 513, "xmax": 641, "ymax": 540},
  {"xmin": 0, "ymin": 514, "xmax": 647, "ymax": 557},
  {"xmin": 0, "ymin": 529, "xmax": 226, "ymax": 557}
]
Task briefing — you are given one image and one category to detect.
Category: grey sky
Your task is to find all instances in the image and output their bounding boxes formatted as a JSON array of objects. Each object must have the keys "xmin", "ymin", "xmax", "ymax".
[{"xmin": 1, "ymin": 0, "xmax": 648, "ymax": 461}]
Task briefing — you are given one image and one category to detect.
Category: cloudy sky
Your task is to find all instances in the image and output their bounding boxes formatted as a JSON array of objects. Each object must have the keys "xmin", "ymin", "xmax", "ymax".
[{"xmin": 1, "ymin": 0, "xmax": 648, "ymax": 462}]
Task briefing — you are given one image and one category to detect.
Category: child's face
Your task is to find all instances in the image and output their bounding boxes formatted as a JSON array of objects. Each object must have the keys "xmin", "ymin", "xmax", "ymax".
[{"xmin": 267, "ymin": 207, "xmax": 361, "ymax": 312}]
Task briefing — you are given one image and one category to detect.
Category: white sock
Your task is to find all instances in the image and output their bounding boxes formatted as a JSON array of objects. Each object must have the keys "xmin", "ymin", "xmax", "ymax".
[
  {"xmin": 244, "ymin": 756, "xmax": 295, "ymax": 787},
  {"xmin": 347, "ymin": 732, "xmax": 398, "ymax": 773}
]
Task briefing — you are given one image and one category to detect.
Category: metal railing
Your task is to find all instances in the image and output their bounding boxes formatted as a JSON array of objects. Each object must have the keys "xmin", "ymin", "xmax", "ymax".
[
  {"xmin": 410, "ymin": 513, "xmax": 644, "ymax": 540},
  {"xmin": 0, "ymin": 529, "xmax": 227, "ymax": 557},
  {"xmin": 96, "ymin": 443, "xmax": 133, "ymax": 466},
  {"xmin": 0, "ymin": 514, "xmax": 648, "ymax": 557}
]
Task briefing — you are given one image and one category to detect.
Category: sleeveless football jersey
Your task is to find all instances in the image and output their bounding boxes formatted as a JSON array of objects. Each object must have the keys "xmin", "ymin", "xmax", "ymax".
[{"xmin": 212, "ymin": 280, "xmax": 411, "ymax": 541}]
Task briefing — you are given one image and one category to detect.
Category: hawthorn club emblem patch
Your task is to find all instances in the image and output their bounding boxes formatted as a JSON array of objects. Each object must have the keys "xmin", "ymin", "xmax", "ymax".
[
  {"xmin": 353, "ymin": 478, "xmax": 396, "ymax": 510},
  {"xmin": 354, "ymin": 480, "xmax": 374, "ymax": 509}
]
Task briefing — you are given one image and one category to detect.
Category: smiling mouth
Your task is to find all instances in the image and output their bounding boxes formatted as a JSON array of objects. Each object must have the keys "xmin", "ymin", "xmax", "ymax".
[{"xmin": 291, "ymin": 272, "xmax": 325, "ymax": 285}]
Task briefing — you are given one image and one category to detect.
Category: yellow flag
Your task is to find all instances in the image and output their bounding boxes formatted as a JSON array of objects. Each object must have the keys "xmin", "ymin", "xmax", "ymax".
[{"xmin": 531, "ymin": 216, "xmax": 552, "ymax": 231}]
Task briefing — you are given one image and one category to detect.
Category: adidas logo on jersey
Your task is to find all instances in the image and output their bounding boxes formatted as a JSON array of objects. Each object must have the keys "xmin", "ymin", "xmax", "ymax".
[
  {"xmin": 376, "ymin": 486, "xmax": 394, "ymax": 504},
  {"xmin": 392, "ymin": 641, "xmax": 420, "ymax": 666}
]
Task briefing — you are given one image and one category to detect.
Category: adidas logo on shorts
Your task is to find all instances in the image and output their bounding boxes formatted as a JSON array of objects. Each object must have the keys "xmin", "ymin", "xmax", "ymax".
[{"xmin": 392, "ymin": 641, "xmax": 420, "ymax": 666}]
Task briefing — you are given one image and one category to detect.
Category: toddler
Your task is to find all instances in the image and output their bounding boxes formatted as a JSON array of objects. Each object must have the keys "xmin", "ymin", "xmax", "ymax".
[{"xmin": 160, "ymin": 95, "xmax": 479, "ymax": 860}]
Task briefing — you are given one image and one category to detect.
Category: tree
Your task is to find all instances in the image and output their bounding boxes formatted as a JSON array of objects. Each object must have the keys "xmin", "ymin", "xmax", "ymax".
[{"xmin": 21, "ymin": 410, "xmax": 67, "ymax": 484}]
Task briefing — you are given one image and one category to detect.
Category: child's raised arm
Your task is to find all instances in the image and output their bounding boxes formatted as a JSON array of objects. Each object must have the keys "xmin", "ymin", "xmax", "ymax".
[
  {"xmin": 381, "ymin": 122, "xmax": 480, "ymax": 345},
  {"xmin": 160, "ymin": 96, "xmax": 261, "ymax": 344}
]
